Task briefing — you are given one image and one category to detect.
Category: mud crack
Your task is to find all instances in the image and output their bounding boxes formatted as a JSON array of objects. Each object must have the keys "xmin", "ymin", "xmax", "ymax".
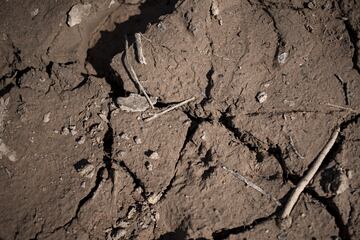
[
  {"xmin": 257, "ymin": 0, "xmax": 286, "ymax": 66},
  {"xmin": 305, "ymin": 189, "xmax": 350, "ymax": 239},
  {"xmin": 212, "ymin": 213, "xmax": 275, "ymax": 239}
]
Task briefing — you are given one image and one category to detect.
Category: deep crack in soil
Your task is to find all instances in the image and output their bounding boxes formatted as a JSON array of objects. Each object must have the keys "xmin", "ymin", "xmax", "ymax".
[{"xmin": 1, "ymin": 0, "xmax": 360, "ymax": 239}]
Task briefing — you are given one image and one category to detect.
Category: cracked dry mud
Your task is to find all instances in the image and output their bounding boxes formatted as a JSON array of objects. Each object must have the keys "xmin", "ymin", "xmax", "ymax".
[{"xmin": 1, "ymin": 0, "xmax": 360, "ymax": 239}]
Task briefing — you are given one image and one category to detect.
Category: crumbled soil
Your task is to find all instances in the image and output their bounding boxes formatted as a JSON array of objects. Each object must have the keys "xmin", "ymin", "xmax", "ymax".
[{"xmin": 1, "ymin": 0, "xmax": 360, "ymax": 239}]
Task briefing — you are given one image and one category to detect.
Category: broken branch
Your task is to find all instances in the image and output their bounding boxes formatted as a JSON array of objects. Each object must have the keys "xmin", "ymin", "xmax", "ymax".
[
  {"xmin": 144, "ymin": 97, "xmax": 195, "ymax": 122},
  {"xmin": 135, "ymin": 33, "xmax": 147, "ymax": 65},
  {"xmin": 280, "ymin": 127, "xmax": 340, "ymax": 219},
  {"xmin": 124, "ymin": 36, "xmax": 154, "ymax": 109}
]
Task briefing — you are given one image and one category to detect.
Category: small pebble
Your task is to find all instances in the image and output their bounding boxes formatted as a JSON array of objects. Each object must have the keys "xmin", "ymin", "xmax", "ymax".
[
  {"xmin": 43, "ymin": 112, "xmax": 51, "ymax": 123},
  {"xmin": 116, "ymin": 150, "xmax": 126, "ymax": 158},
  {"xmin": 81, "ymin": 181, "xmax": 86, "ymax": 188},
  {"xmin": 31, "ymin": 8, "xmax": 39, "ymax": 17},
  {"xmin": 155, "ymin": 212, "xmax": 160, "ymax": 221},
  {"xmin": 145, "ymin": 161, "xmax": 153, "ymax": 171},
  {"xmin": 113, "ymin": 229, "xmax": 127, "ymax": 238},
  {"xmin": 307, "ymin": 1, "xmax": 316, "ymax": 9},
  {"xmin": 61, "ymin": 127, "xmax": 70, "ymax": 136},
  {"xmin": 71, "ymin": 129, "xmax": 78, "ymax": 136},
  {"xmin": 346, "ymin": 170, "xmax": 353, "ymax": 179},
  {"xmin": 256, "ymin": 92, "xmax": 268, "ymax": 103},
  {"xmin": 76, "ymin": 136, "xmax": 86, "ymax": 145},
  {"xmin": 134, "ymin": 136, "xmax": 142, "ymax": 144},
  {"xmin": 127, "ymin": 206, "xmax": 137, "ymax": 219},
  {"xmin": 120, "ymin": 132, "xmax": 129, "ymax": 140},
  {"xmin": 67, "ymin": 3, "xmax": 92, "ymax": 27},
  {"xmin": 148, "ymin": 192, "xmax": 162, "ymax": 205},
  {"xmin": 74, "ymin": 160, "xmax": 95, "ymax": 179},
  {"xmin": 149, "ymin": 151, "xmax": 159, "ymax": 160},
  {"xmin": 277, "ymin": 52, "xmax": 288, "ymax": 64}
]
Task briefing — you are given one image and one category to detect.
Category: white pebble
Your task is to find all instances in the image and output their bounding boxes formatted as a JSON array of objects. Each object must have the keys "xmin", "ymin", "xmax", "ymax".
[
  {"xmin": 67, "ymin": 3, "xmax": 92, "ymax": 27},
  {"xmin": 134, "ymin": 136, "xmax": 142, "ymax": 144},
  {"xmin": 256, "ymin": 92, "xmax": 268, "ymax": 103},
  {"xmin": 277, "ymin": 52, "xmax": 288, "ymax": 64},
  {"xmin": 43, "ymin": 112, "xmax": 51, "ymax": 123},
  {"xmin": 149, "ymin": 152, "xmax": 159, "ymax": 160},
  {"xmin": 77, "ymin": 136, "xmax": 86, "ymax": 145}
]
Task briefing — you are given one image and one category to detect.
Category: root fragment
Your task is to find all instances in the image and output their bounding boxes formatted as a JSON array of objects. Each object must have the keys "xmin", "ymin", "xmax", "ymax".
[{"xmin": 281, "ymin": 127, "xmax": 340, "ymax": 219}]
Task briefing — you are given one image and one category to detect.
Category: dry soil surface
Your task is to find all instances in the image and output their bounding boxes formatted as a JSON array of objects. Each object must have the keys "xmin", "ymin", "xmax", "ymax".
[{"xmin": 1, "ymin": 0, "xmax": 360, "ymax": 239}]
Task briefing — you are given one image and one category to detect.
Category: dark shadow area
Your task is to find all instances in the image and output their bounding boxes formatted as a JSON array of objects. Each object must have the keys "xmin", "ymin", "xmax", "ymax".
[
  {"xmin": 86, "ymin": 0, "xmax": 180, "ymax": 99},
  {"xmin": 158, "ymin": 230, "xmax": 187, "ymax": 240},
  {"xmin": 212, "ymin": 213, "xmax": 275, "ymax": 240}
]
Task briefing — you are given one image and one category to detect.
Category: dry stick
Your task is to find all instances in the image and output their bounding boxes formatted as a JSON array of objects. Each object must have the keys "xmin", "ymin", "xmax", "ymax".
[
  {"xmin": 124, "ymin": 36, "xmax": 154, "ymax": 109},
  {"xmin": 135, "ymin": 33, "xmax": 147, "ymax": 65},
  {"xmin": 221, "ymin": 165, "xmax": 282, "ymax": 206},
  {"xmin": 289, "ymin": 135, "xmax": 305, "ymax": 159},
  {"xmin": 326, "ymin": 103, "xmax": 358, "ymax": 113},
  {"xmin": 144, "ymin": 97, "xmax": 195, "ymax": 122},
  {"xmin": 281, "ymin": 127, "xmax": 341, "ymax": 219}
]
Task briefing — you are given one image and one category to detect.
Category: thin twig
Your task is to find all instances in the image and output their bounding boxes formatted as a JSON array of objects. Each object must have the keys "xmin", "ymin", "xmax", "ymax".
[
  {"xmin": 144, "ymin": 97, "xmax": 195, "ymax": 122},
  {"xmin": 140, "ymin": 33, "xmax": 152, "ymax": 42},
  {"xmin": 326, "ymin": 103, "xmax": 358, "ymax": 113},
  {"xmin": 135, "ymin": 33, "xmax": 147, "ymax": 64},
  {"xmin": 289, "ymin": 135, "xmax": 305, "ymax": 159},
  {"xmin": 281, "ymin": 127, "xmax": 340, "ymax": 219},
  {"xmin": 221, "ymin": 165, "xmax": 281, "ymax": 206},
  {"xmin": 124, "ymin": 36, "xmax": 154, "ymax": 109}
]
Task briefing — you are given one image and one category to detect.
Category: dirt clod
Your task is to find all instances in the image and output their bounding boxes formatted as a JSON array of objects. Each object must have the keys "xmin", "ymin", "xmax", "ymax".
[
  {"xmin": 1, "ymin": 0, "xmax": 360, "ymax": 239},
  {"xmin": 67, "ymin": 3, "xmax": 92, "ymax": 27}
]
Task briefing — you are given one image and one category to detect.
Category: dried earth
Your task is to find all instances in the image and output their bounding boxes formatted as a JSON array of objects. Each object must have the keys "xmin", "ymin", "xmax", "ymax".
[{"xmin": 1, "ymin": 0, "xmax": 360, "ymax": 239}]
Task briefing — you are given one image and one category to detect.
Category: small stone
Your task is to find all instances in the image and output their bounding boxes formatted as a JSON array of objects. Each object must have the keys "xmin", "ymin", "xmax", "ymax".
[
  {"xmin": 61, "ymin": 127, "xmax": 70, "ymax": 135},
  {"xmin": 134, "ymin": 136, "xmax": 142, "ymax": 144},
  {"xmin": 76, "ymin": 136, "xmax": 86, "ymax": 145},
  {"xmin": 157, "ymin": 22, "xmax": 166, "ymax": 31},
  {"xmin": 346, "ymin": 170, "xmax": 353, "ymax": 179},
  {"xmin": 74, "ymin": 159, "xmax": 95, "ymax": 178},
  {"xmin": 120, "ymin": 132, "xmax": 130, "ymax": 140},
  {"xmin": 277, "ymin": 52, "xmax": 288, "ymax": 64},
  {"xmin": 148, "ymin": 192, "xmax": 163, "ymax": 205},
  {"xmin": 135, "ymin": 187, "xmax": 143, "ymax": 195},
  {"xmin": 113, "ymin": 229, "xmax": 127, "ymax": 239},
  {"xmin": 8, "ymin": 153, "xmax": 16, "ymax": 162},
  {"xmin": 71, "ymin": 129, "xmax": 78, "ymax": 136},
  {"xmin": 149, "ymin": 151, "xmax": 159, "ymax": 160},
  {"xmin": 116, "ymin": 150, "xmax": 126, "ymax": 158},
  {"xmin": 81, "ymin": 181, "xmax": 86, "ymax": 188},
  {"xmin": 43, "ymin": 112, "xmax": 51, "ymax": 123},
  {"xmin": 211, "ymin": 0, "xmax": 220, "ymax": 16},
  {"xmin": 127, "ymin": 206, "xmax": 137, "ymax": 219},
  {"xmin": 67, "ymin": 3, "xmax": 92, "ymax": 27},
  {"xmin": 98, "ymin": 113, "xmax": 109, "ymax": 123},
  {"xmin": 116, "ymin": 93, "xmax": 157, "ymax": 112},
  {"xmin": 336, "ymin": 173, "xmax": 349, "ymax": 195},
  {"xmin": 155, "ymin": 212, "xmax": 160, "ymax": 221},
  {"xmin": 109, "ymin": 0, "xmax": 117, "ymax": 8},
  {"xmin": 31, "ymin": 8, "xmax": 39, "ymax": 17},
  {"xmin": 145, "ymin": 161, "xmax": 153, "ymax": 171},
  {"xmin": 307, "ymin": 1, "xmax": 316, "ymax": 9},
  {"xmin": 256, "ymin": 92, "xmax": 268, "ymax": 103}
]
